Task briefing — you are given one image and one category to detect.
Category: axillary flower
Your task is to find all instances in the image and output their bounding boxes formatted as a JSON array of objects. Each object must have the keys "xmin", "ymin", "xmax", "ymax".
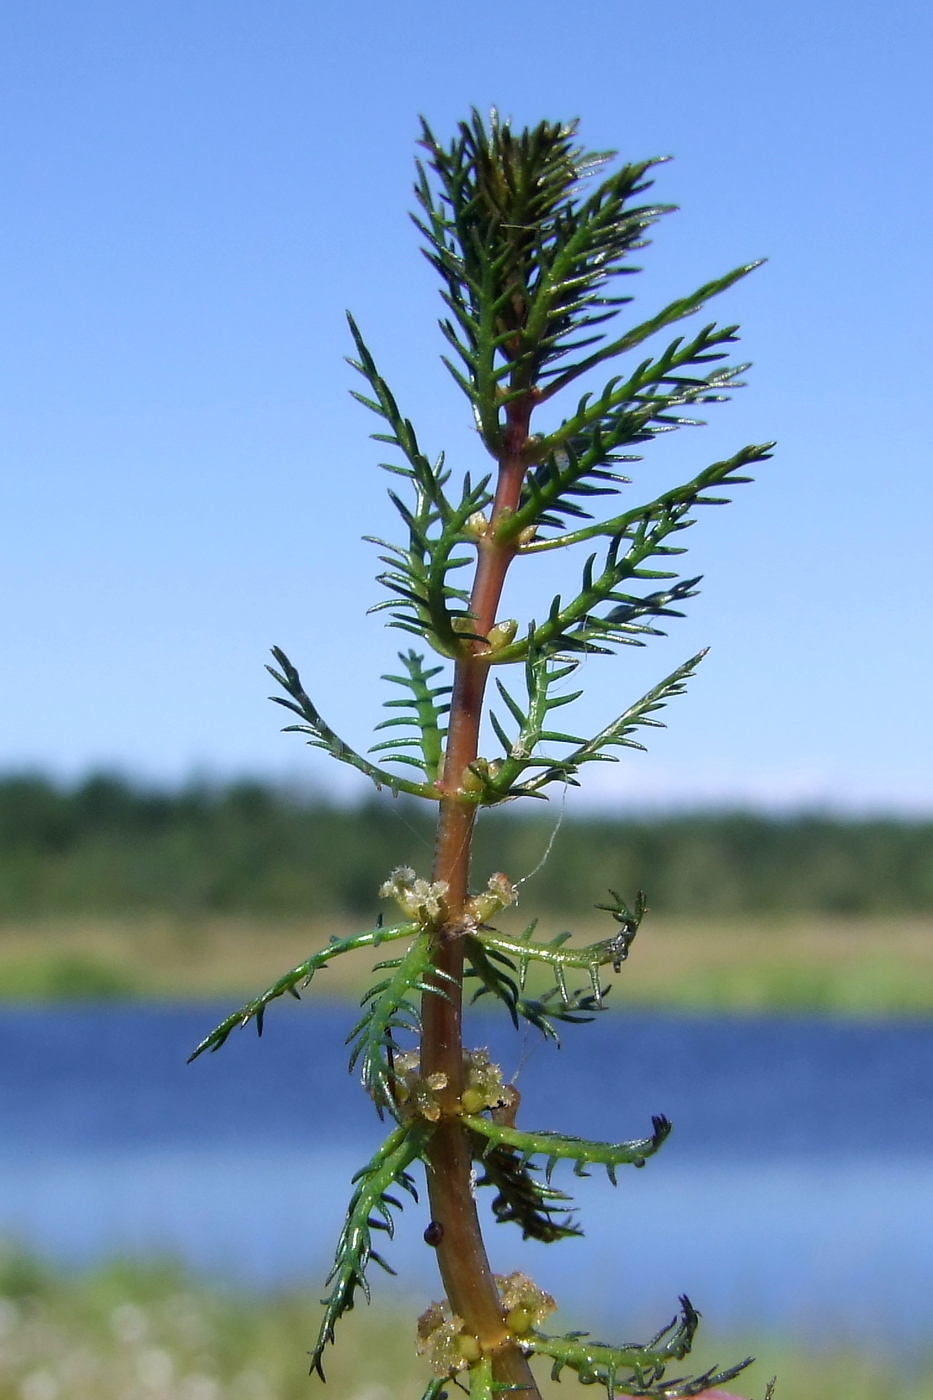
[
  {"xmin": 379, "ymin": 866, "xmax": 516, "ymax": 932},
  {"xmin": 460, "ymin": 1047, "xmax": 514, "ymax": 1116},
  {"xmin": 379, "ymin": 867, "xmax": 449, "ymax": 925},
  {"xmin": 416, "ymin": 1300, "xmax": 476, "ymax": 1375},
  {"xmin": 393, "ymin": 1050, "xmax": 449, "ymax": 1122},
  {"xmin": 416, "ymin": 1273, "xmax": 557, "ymax": 1377},
  {"xmin": 464, "ymin": 871, "xmax": 518, "ymax": 925},
  {"xmin": 496, "ymin": 1272, "xmax": 558, "ymax": 1336},
  {"xmin": 393, "ymin": 1046, "xmax": 513, "ymax": 1122}
]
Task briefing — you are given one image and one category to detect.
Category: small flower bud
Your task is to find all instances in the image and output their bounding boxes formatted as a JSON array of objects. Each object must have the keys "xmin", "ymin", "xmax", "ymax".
[
  {"xmin": 416, "ymin": 1302, "xmax": 473, "ymax": 1376},
  {"xmin": 378, "ymin": 867, "xmax": 448, "ymax": 926},
  {"xmin": 505, "ymin": 1305, "xmax": 533, "ymax": 1335},
  {"xmin": 455, "ymin": 1332, "xmax": 482, "ymax": 1364},
  {"xmin": 392, "ymin": 1052, "xmax": 449, "ymax": 1120},
  {"xmin": 486, "ymin": 618, "xmax": 518, "ymax": 651},
  {"xmin": 460, "ymin": 1086, "xmax": 486, "ymax": 1114},
  {"xmin": 496, "ymin": 1272, "xmax": 557, "ymax": 1332},
  {"xmin": 459, "ymin": 1047, "xmax": 510, "ymax": 1115},
  {"xmin": 378, "ymin": 865, "xmax": 414, "ymax": 896},
  {"xmin": 463, "ymin": 511, "xmax": 490, "ymax": 540},
  {"xmin": 465, "ymin": 871, "xmax": 518, "ymax": 923},
  {"xmin": 461, "ymin": 759, "xmax": 489, "ymax": 794}
]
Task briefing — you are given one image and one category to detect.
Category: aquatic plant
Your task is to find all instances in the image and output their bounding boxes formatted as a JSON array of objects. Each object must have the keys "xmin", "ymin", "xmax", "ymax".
[{"xmin": 191, "ymin": 111, "xmax": 773, "ymax": 1399}]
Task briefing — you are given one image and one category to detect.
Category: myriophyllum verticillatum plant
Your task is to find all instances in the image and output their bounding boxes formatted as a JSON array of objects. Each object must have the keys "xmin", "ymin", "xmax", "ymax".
[{"xmin": 191, "ymin": 111, "xmax": 775, "ymax": 1400}]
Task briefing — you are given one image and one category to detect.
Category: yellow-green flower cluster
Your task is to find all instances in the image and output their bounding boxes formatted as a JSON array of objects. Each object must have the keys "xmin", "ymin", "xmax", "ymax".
[
  {"xmin": 495, "ymin": 1272, "xmax": 557, "ymax": 1336},
  {"xmin": 415, "ymin": 1272, "xmax": 557, "ymax": 1376},
  {"xmin": 460, "ymin": 1047, "xmax": 513, "ymax": 1116},
  {"xmin": 378, "ymin": 868, "xmax": 449, "ymax": 925},
  {"xmin": 416, "ymin": 1301, "xmax": 480, "ymax": 1375},
  {"xmin": 378, "ymin": 867, "xmax": 516, "ymax": 931},
  {"xmin": 464, "ymin": 872, "xmax": 518, "ymax": 925},
  {"xmin": 393, "ymin": 1051, "xmax": 448, "ymax": 1122},
  {"xmin": 392, "ymin": 1048, "xmax": 513, "ymax": 1121}
]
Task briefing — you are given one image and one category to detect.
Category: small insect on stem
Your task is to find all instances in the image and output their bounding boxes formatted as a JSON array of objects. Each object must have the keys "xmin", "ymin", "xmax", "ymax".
[{"xmin": 423, "ymin": 1220, "xmax": 445, "ymax": 1247}]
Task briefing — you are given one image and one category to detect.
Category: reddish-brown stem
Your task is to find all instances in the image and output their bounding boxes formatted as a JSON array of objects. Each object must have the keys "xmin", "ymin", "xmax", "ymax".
[{"xmin": 419, "ymin": 403, "xmax": 541, "ymax": 1393}]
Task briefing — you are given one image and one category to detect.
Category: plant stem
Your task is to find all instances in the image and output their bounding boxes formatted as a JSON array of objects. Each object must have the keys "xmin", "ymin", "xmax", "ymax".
[{"xmin": 421, "ymin": 402, "xmax": 541, "ymax": 1394}]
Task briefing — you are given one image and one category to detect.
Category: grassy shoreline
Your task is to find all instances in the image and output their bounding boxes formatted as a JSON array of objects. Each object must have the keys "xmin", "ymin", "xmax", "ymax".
[
  {"xmin": 0, "ymin": 1243, "xmax": 929, "ymax": 1400},
  {"xmin": 0, "ymin": 912, "xmax": 931, "ymax": 1016}
]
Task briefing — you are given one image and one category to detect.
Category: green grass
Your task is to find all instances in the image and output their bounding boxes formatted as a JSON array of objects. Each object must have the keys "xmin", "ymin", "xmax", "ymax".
[
  {"xmin": 0, "ymin": 1244, "xmax": 928, "ymax": 1400},
  {"xmin": 1, "ymin": 912, "xmax": 931, "ymax": 1016},
  {"xmin": 0, "ymin": 950, "xmax": 138, "ymax": 1000},
  {"xmin": 0, "ymin": 1243, "xmax": 424, "ymax": 1400}
]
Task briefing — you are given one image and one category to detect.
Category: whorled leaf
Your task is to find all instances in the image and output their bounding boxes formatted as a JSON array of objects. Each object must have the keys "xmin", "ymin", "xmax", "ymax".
[
  {"xmin": 464, "ymin": 1111, "xmax": 671, "ymax": 1186},
  {"xmin": 187, "ymin": 920, "xmax": 417, "ymax": 1062},
  {"xmin": 471, "ymin": 1137, "xmax": 582, "ymax": 1243},
  {"xmin": 311, "ymin": 1122, "xmax": 430, "ymax": 1378},
  {"xmin": 267, "ymin": 647, "xmax": 439, "ymax": 799},
  {"xmin": 347, "ymin": 932, "xmax": 457, "ymax": 1118},
  {"xmin": 415, "ymin": 111, "xmax": 675, "ymax": 440},
  {"xmin": 471, "ymin": 893, "xmax": 644, "ymax": 1012},
  {"xmin": 465, "ymin": 933, "xmax": 608, "ymax": 1043},
  {"xmin": 524, "ymin": 1297, "xmax": 754, "ymax": 1398},
  {"xmin": 370, "ymin": 650, "xmax": 451, "ymax": 784}
]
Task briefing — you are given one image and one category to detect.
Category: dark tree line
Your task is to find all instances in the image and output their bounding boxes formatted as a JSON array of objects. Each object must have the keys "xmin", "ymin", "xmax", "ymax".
[{"xmin": 0, "ymin": 773, "xmax": 930, "ymax": 919}]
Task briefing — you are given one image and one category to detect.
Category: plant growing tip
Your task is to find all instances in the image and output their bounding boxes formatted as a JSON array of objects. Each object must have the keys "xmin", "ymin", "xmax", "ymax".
[{"xmin": 193, "ymin": 109, "xmax": 773, "ymax": 1399}]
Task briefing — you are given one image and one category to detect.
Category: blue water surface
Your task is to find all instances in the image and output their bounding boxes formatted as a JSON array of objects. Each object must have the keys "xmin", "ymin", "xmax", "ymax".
[{"xmin": 1, "ymin": 1003, "xmax": 931, "ymax": 1349}]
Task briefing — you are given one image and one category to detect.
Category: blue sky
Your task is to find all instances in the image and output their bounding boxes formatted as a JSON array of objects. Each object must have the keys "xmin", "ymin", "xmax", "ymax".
[{"xmin": 1, "ymin": 0, "xmax": 931, "ymax": 812}]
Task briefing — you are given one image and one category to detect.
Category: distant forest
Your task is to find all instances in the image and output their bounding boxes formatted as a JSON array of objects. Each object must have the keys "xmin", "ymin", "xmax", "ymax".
[{"xmin": 0, "ymin": 774, "xmax": 931, "ymax": 920}]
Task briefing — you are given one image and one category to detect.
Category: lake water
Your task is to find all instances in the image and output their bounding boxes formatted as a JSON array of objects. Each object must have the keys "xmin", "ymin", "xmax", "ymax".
[{"xmin": 2, "ymin": 1003, "xmax": 932, "ymax": 1350}]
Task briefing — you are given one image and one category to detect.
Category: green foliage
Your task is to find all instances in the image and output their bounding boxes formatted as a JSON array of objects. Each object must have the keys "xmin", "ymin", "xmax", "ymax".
[
  {"xmin": 412, "ymin": 111, "xmax": 756, "ymax": 438},
  {"xmin": 339, "ymin": 110, "xmax": 773, "ymax": 809},
  {"xmin": 346, "ymin": 933, "xmax": 455, "ymax": 1118},
  {"xmin": 309, "ymin": 1122, "xmax": 429, "ymax": 1379},
  {"xmin": 187, "ymin": 919, "xmax": 417, "ymax": 1060},
  {"xmin": 526, "ymin": 1299, "xmax": 753, "ymax": 1398},
  {"xmin": 371, "ymin": 651, "xmax": 451, "ymax": 784},
  {"xmin": 464, "ymin": 1111, "xmax": 671, "ymax": 1185},
  {"xmin": 466, "ymin": 650, "xmax": 705, "ymax": 803},
  {"xmin": 463, "ymin": 892, "xmax": 644, "ymax": 1039},
  {"xmin": 3, "ymin": 774, "xmax": 931, "ymax": 922},
  {"xmin": 349, "ymin": 311, "xmax": 493, "ymax": 660},
  {"xmin": 471, "ymin": 1139, "xmax": 582, "ymax": 1244},
  {"xmin": 270, "ymin": 106, "xmax": 776, "ymax": 1398},
  {"xmin": 268, "ymin": 647, "xmax": 440, "ymax": 800}
]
